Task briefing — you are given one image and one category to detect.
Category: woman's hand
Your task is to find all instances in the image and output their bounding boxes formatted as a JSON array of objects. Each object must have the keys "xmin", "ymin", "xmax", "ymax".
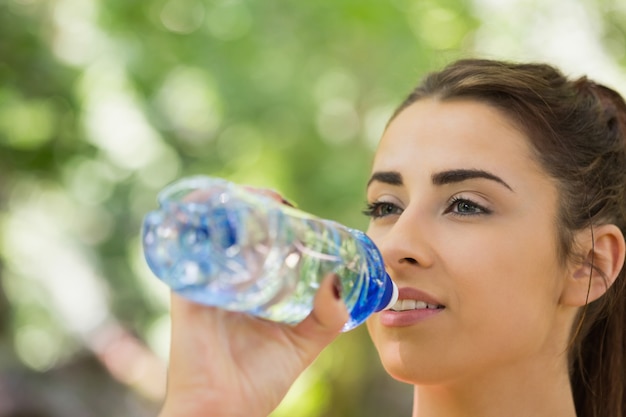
[
  {"xmin": 158, "ymin": 174, "xmax": 353, "ymax": 417},
  {"xmin": 158, "ymin": 274, "xmax": 347, "ymax": 417}
]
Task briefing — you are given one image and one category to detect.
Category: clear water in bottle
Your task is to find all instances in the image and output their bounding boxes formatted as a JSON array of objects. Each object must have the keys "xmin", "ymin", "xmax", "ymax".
[{"xmin": 142, "ymin": 176, "xmax": 397, "ymax": 331}]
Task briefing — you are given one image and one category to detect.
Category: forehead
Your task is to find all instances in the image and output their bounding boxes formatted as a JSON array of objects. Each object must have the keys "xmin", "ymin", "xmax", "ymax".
[{"xmin": 373, "ymin": 99, "xmax": 538, "ymax": 177}]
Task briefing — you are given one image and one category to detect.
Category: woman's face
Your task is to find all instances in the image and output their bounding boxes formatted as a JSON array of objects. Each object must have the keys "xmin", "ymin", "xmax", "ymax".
[{"xmin": 365, "ymin": 98, "xmax": 574, "ymax": 384}]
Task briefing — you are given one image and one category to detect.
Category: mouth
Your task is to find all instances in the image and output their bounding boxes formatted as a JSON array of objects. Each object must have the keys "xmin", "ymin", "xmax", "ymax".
[
  {"xmin": 390, "ymin": 299, "xmax": 445, "ymax": 312},
  {"xmin": 388, "ymin": 287, "xmax": 446, "ymax": 312},
  {"xmin": 379, "ymin": 287, "xmax": 445, "ymax": 326}
]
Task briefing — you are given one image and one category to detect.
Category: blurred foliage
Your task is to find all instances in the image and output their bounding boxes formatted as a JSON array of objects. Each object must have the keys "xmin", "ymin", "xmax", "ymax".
[{"xmin": 0, "ymin": 0, "xmax": 624, "ymax": 416}]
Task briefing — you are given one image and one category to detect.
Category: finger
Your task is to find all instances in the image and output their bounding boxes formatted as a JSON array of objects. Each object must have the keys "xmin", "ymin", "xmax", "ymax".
[
  {"xmin": 169, "ymin": 292, "xmax": 211, "ymax": 324},
  {"xmin": 167, "ymin": 293, "xmax": 208, "ymax": 354},
  {"xmin": 166, "ymin": 294, "xmax": 235, "ymax": 388},
  {"xmin": 167, "ymin": 293, "xmax": 224, "ymax": 357},
  {"xmin": 242, "ymin": 186, "xmax": 296, "ymax": 207},
  {"xmin": 291, "ymin": 273, "xmax": 349, "ymax": 353}
]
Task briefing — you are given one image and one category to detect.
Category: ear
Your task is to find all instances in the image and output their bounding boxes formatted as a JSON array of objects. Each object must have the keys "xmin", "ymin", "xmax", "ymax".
[{"xmin": 560, "ymin": 224, "xmax": 626, "ymax": 307}]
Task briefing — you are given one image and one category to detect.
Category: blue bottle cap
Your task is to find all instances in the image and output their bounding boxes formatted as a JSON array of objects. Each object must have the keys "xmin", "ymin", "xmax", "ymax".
[{"xmin": 375, "ymin": 273, "xmax": 398, "ymax": 312}]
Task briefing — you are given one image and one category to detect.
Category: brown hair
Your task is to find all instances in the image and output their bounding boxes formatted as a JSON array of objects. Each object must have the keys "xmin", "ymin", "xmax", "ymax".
[{"xmin": 394, "ymin": 59, "xmax": 626, "ymax": 417}]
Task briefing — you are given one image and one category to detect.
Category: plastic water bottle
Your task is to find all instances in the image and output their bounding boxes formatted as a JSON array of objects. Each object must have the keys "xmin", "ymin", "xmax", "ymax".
[{"xmin": 141, "ymin": 176, "xmax": 398, "ymax": 331}]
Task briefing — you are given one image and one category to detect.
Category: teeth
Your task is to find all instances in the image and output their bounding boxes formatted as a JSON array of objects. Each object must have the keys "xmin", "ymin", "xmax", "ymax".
[{"xmin": 391, "ymin": 299, "xmax": 442, "ymax": 312}]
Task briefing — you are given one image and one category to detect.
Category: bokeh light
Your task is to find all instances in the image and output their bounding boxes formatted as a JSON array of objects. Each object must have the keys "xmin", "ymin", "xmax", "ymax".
[{"xmin": 1, "ymin": 0, "xmax": 624, "ymax": 415}]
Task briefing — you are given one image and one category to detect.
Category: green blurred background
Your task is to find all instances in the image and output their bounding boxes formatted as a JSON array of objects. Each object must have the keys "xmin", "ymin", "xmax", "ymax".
[{"xmin": 0, "ymin": 0, "xmax": 624, "ymax": 415}]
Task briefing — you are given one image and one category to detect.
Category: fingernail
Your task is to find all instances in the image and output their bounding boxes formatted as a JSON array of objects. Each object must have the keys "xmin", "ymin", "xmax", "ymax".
[
  {"xmin": 332, "ymin": 274, "xmax": 342, "ymax": 300},
  {"xmin": 281, "ymin": 197, "xmax": 297, "ymax": 208}
]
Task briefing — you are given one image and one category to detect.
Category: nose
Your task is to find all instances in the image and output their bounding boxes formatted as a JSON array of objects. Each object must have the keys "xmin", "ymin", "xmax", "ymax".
[{"xmin": 374, "ymin": 210, "xmax": 434, "ymax": 273}]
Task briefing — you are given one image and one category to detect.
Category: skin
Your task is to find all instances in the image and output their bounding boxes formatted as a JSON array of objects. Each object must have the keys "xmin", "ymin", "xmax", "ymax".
[
  {"xmin": 158, "ymin": 96, "xmax": 624, "ymax": 417},
  {"xmin": 365, "ymin": 98, "xmax": 581, "ymax": 417},
  {"xmin": 159, "ymin": 275, "xmax": 348, "ymax": 417}
]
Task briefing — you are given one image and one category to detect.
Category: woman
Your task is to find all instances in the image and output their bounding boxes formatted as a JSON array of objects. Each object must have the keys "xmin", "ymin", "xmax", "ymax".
[{"xmin": 158, "ymin": 59, "xmax": 626, "ymax": 417}]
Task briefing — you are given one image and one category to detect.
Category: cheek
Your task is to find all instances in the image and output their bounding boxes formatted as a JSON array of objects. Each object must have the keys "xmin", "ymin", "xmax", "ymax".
[
  {"xmin": 365, "ymin": 319, "xmax": 416, "ymax": 383},
  {"xmin": 447, "ymin": 216, "xmax": 562, "ymax": 294},
  {"xmin": 365, "ymin": 318, "xmax": 383, "ymax": 351},
  {"xmin": 365, "ymin": 224, "xmax": 385, "ymax": 244},
  {"xmin": 452, "ymin": 229, "xmax": 564, "ymax": 344}
]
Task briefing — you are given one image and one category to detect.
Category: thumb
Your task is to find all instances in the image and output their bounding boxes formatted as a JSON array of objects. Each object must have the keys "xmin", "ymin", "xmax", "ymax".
[{"xmin": 290, "ymin": 273, "xmax": 349, "ymax": 354}]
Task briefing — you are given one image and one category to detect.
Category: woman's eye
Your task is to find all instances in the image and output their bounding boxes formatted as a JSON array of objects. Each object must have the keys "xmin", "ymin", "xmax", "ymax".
[
  {"xmin": 446, "ymin": 197, "xmax": 491, "ymax": 216},
  {"xmin": 363, "ymin": 201, "xmax": 402, "ymax": 219}
]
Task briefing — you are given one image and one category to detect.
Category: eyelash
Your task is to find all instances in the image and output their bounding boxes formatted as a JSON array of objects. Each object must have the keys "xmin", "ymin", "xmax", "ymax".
[
  {"xmin": 363, "ymin": 197, "xmax": 492, "ymax": 219},
  {"xmin": 445, "ymin": 196, "xmax": 492, "ymax": 217},
  {"xmin": 362, "ymin": 201, "xmax": 402, "ymax": 219}
]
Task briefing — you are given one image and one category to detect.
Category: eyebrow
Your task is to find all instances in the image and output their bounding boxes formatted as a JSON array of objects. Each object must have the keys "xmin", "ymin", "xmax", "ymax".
[
  {"xmin": 367, "ymin": 171, "xmax": 403, "ymax": 188},
  {"xmin": 367, "ymin": 169, "xmax": 513, "ymax": 192},
  {"xmin": 431, "ymin": 169, "xmax": 514, "ymax": 192}
]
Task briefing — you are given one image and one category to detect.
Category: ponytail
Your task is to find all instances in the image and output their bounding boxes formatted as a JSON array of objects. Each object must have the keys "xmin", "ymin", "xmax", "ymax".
[{"xmin": 569, "ymin": 80, "xmax": 626, "ymax": 417}]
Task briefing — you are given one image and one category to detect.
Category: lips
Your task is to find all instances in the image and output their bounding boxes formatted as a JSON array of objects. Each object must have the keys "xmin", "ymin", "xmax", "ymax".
[{"xmin": 378, "ymin": 287, "xmax": 445, "ymax": 327}]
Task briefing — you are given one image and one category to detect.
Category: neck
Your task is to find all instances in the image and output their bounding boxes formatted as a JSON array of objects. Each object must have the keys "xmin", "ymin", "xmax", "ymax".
[{"xmin": 411, "ymin": 356, "xmax": 577, "ymax": 417}]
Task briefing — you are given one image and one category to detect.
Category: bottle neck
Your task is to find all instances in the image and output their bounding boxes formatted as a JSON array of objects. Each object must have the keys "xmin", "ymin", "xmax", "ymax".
[{"xmin": 348, "ymin": 228, "xmax": 398, "ymax": 311}]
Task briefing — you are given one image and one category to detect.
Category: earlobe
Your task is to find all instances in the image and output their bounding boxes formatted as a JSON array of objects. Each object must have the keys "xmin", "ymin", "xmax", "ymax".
[{"xmin": 560, "ymin": 224, "xmax": 626, "ymax": 307}]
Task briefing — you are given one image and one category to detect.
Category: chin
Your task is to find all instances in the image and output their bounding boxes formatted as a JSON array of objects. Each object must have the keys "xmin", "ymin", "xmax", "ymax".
[
  {"xmin": 370, "ymin": 338, "xmax": 414, "ymax": 382},
  {"xmin": 371, "ymin": 337, "xmax": 456, "ymax": 386},
  {"xmin": 381, "ymin": 361, "xmax": 420, "ymax": 384}
]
